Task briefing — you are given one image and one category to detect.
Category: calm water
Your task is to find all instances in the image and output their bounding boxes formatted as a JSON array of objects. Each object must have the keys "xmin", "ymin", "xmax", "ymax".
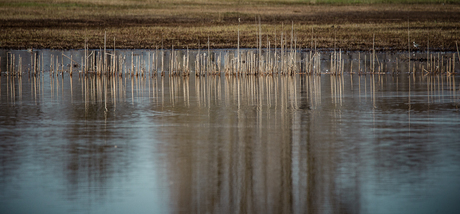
[{"xmin": 1, "ymin": 50, "xmax": 460, "ymax": 214}]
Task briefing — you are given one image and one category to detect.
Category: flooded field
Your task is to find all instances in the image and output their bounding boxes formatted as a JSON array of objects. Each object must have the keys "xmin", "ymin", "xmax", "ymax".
[{"xmin": 1, "ymin": 49, "xmax": 460, "ymax": 214}]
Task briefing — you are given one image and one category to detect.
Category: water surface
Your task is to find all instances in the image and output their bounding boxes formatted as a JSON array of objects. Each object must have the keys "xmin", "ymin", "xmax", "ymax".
[{"xmin": 1, "ymin": 50, "xmax": 460, "ymax": 214}]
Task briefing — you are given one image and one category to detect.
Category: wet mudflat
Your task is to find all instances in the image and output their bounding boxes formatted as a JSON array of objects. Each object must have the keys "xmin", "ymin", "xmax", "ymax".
[{"xmin": 1, "ymin": 49, "xmax": 460, "ymax": 214}]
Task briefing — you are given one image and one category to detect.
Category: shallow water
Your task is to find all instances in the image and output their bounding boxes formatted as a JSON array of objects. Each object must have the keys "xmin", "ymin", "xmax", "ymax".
[{"xmin": 1, "ymin": 50, "xmax": 460, "ymax": 214}]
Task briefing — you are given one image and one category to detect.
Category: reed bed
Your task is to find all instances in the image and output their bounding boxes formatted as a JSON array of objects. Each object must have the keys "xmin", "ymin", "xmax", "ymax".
[
  {"xmin": 1, "ymin": 25, "xmax": 459, "ymax": 78},
  {"xmin": 2, "ymin": 49, "xmax": 459, "ymax": 78},
  {"xmin": 2, "ymin": 39, "xmax": 460, "ymax": 116}
]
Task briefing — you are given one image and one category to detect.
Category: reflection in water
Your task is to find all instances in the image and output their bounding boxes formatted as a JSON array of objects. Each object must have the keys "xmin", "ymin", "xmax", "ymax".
[
  {"xmin": 1, "ymin": 54, "xmax": 460, "ymax": 213},
  {"xmin": 148, "ymin": 74, "xmax": 459, "ymax": 214}
]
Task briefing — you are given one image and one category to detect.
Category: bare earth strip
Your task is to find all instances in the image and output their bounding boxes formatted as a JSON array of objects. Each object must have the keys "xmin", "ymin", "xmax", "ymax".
[{"xmin": 0, "ymin": 1, "xmax": 459, "ymax": 51}]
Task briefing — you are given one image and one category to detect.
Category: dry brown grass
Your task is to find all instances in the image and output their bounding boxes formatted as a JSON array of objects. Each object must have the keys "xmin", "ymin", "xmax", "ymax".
[{"xmin": 1, "ymin": 0, "xmax": 459, "ymax": 50}]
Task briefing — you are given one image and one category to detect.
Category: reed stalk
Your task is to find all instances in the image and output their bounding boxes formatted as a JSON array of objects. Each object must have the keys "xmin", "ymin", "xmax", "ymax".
[
  {"xmin": 373, "ymin": 33, "xmax": 375, "ymax": 73},
  {"xmin": 453, "ymin": 53, "xmax": 455, "ymax": 73},
  {"xmin": 437, "ymin": 53, "xmax": 440, "ymax": 73},
  {"xmin": 34, "ymin": 53, "xmax": 37, "ymax": 75},
  {"xmin": 237, "ymin": 18, "xmax": 240, "ymax": 75},
  {"xmin": 114, "ymin": 37, "xmax": 116, "ymax": 75},
  {"xmin": 85, "ymin": 38, "xmax": 87, "ymax": 73},
  {"xmin": 6, "ymin": 53, "xmax": 9, "ymax": 75},
  {"xmin": 61, "ymin": 53, "xmax": 64, "ymax": 75},
  {"xmin": 267, "ymin": 38, "xmax": 270, "ymax": 74},
  {"xmin": 208, "ymin": 37, "xmax": 210, "ymax": 74},
  {"xmin": 456, "ymin": 41, "xmax": 460, "ymax": 64},
  {"xmin": 259, "ymin": 17, "xmax": 262, "ymax": 75},
  {"xmin": 155, "ymin": 46, "xmax": 158, "ymax": 75},
  {"xmin": 12, "ymin": 54, "xmax": 15, "ymax": 75},
  {"xmin": 427, "ymin": 38, "xmax": 430, "ymax": 71},
  {"xmin": 430, "ymin": 53, "xmax": 433, "ymax": 72},
  {"xmin": 358, "ymin": 52, "xmax": 361, "ymax": 73},
  {"xmin": 294, "ymin": 36, "xmax": 297, "ymax": 75},
  {"xmin": 331, "ymin": 53, "xmax": 333, "ymax": 74},
  {"xmin": 70, "ymin": 55, "xmax": 73, "ymax": 76},
  {"xmin": 408, "ymin": 20, "xmax": 410, "ymax": 73},
  {"xmin": 364, "ymin": 54, "xmax": 366, "ymax": 74},
  {"xmin": 15, "ymin": 54, "xmax": 18, "ymax": 75},
  {"xmin": 50, "ymin": 54, "xmax": 53, "ymax": 75},
  {"xmin": 171, "ymin": 45, "xmax": 174, "ymax": 75},
  {"xmin": 161, "ymin": 49, "xmax": 164, "ymax": 76},
  {"xmin": 350, "ymin": 58, "xmax": 353, "ymax": 74},
  {"xmin": 281, "ymin": 23, "xmax": 284, "ymax": 73},
  {"xmin": 441, "ymin": 55, "xmax": 444, "ymax": 73},
  {"xmin": 19, "ymin": 56, "xmax": 22, "ymax": 76},
  {"xmin": 104, "ymin": 31, "xmax": 107, "ymax": 74},
  {"xmin": 56, "ymin": 55, "xmax": 60, "ymax": 76},
  {"xmin": 196, "ymin": 44, "xmax": 200, "ymax": 76}
]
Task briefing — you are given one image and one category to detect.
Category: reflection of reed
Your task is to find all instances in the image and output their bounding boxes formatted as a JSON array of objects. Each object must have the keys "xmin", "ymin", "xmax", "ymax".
[
  {"xmin": 160, "ymin": 75, "xmax": 460, "ymax": 214},
  {"xmin": 330, "ymin": 75, "xmax": 344, "ymax": 106},
  {"xmin": 187, "ymin": 75, "xmax": 308, "ymax": 111},
  {"xmin": 153, "ymin": 75, "xmax": 369, "ymax": 214},
  {"xmin": 2, "ymin": 68, "xmax": 460, "ymax": 213},
  {"xmin": 3, "ymin": 67, "xmax": 460, "ymax": 116},
  {"xmin": 49, "ymin": 73, "xmax": 458, "ymax": 115},
  {"xmin": 78, "ymin": 75, "xmax": 128, "ymax": 113}
]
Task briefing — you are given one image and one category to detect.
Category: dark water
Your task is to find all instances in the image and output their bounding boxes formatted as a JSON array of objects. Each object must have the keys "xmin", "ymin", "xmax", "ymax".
[{"xmin": 1, "ymin": 50, "xmax": 460, "ymax": 214}]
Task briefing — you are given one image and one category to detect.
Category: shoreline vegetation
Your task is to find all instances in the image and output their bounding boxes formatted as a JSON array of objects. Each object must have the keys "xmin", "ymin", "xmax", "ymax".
[{"xmin": 0, "ymin": 0, "xmax": 460, "ymax": 51}]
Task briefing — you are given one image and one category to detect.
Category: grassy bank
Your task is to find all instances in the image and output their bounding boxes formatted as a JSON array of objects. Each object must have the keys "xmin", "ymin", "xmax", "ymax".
[{"xmin": 1, "ymin": 0, "xmax": 459, "ymax": 50}]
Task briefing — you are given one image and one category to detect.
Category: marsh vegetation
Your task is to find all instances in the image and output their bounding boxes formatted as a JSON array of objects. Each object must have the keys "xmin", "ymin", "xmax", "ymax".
[{"xmin": 1, "ymin": 1, "xmax": 460, "ymax": 213}]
